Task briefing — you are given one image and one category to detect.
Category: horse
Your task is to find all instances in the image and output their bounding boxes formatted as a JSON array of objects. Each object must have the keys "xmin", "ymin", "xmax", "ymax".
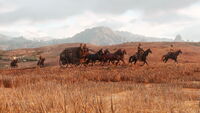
[
  {"xmin": 37, "ymin": 57, "xmax": 45, "ymax": 67},
  {"xmin": 162, "ymin": 50, "xmax": 182, "ymax": 63},
  {"xmin": 10, "ymin": 59, "xmax": 18, "ymax": 68},
  {"xmin": 102, "ymin": 49, "xmax": 127, "ymax": 65},
  {"xmin": 112, "ymin": 49, "xmax": 127, "ymax": 65},
  {"xmin": 85, "ymin": 49, "xmax": 104, "ymax": 65},
  {"xmin": 99, "ymin": 49, "xmax": 110, "ymax": 65},
  {"xmin": 129, "ymin": 48, "xmax": 152, "ymax": 66}
]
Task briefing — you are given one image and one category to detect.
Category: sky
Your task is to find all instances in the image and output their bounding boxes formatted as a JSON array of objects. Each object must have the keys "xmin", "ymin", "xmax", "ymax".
[{"xmin": 0, "ymin": 0, "xmax": 200, "ymax": 41}]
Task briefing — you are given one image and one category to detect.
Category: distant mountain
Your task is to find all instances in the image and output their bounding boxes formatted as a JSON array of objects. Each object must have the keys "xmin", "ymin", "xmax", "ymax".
[
  {"xmin": 66, "ymin": 27, "xmax": 172, "ymax": 45},
  {"xmin": 66, "ymin": 27, "xmax": 129, "ymax": 45},
  {"xmin": 0, "ymin": 26, "xmax": 173, "ymax": 50},
  {"xmin": 0, "ymin": 36, "xmax": 41, "ymax": 50},
  {"xmin": 115, "ymin": 31, "xmax": 172, "ymax": 42},
  {"xmin": 0, "ymin": 35, "xmax": 69, "ymax": 50},
  {"xmin": 174, "ymin": 34, "xmax": 185, "ymax": 42}
]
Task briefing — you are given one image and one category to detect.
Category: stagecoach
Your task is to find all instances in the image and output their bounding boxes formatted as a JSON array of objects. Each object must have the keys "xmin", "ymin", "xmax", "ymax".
[{"xmin": 59, "ymin": 47, "xmax": 86, "ymax": 66}]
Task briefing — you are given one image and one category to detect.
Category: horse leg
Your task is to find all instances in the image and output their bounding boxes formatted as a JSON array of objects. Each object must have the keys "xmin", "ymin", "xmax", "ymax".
[
  {"xmin": 174, "ymin": 58, "xmax": 178, "ymax": 64},
  {"xmin": 122, "ymin": 59, "xmax": 125, "ymax": 65},
  {"xmin": 144, "ymin": 60, "xmax": 149, "ymax": 66},
  {"xmin": 92, "ymin": 60, "xmax": 95, "ymax": 66},
  {"xmin": 129, "ymin": 57, "xmax": 133, "ymax": 64},
  {"xmin": 140, "ymin": 61, "xmax": 146, "ymax": 66},
  {"xmin": 164, "ymin": 58, "xmax": 168, "ymax": 63},
  {"xmin": 116, "ymin": 60, "xmax": 119, "ymax": 66},
  {"xmin": 134, "ymin": 59, "xmax": 137, "ymax": 65}
]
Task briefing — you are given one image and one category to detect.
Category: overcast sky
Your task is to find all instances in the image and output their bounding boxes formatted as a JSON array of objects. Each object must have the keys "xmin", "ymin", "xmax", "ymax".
[{"xmin": 0, "ymin": 0, "xmax": 200, "ymax": 41}]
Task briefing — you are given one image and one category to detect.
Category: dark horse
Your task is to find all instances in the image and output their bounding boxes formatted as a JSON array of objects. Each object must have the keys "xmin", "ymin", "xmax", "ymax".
[
  {"xmin": 37, "ymin": 56, "xmax": 45, "ymax": 67},
  {"xmin": 129, "ymin": 48, "xmax": 152, "ymax": 66},
  {"xmin": 102, "ymin": 49, "xmax": 127, "ymax": 65},
  {"xmin": 162, "ymin": 50, "xmax": 182, "ymax": 63},
  {"xmin": 85, "ymin": 49, "xmax": 104, "ymax": 65},
  {"xmin": 10, "ymin": 59, "xmax": 18, "ymax": 68}
]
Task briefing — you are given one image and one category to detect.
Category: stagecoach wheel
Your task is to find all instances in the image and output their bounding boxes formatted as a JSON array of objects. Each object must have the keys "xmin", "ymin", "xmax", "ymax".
[{"xmin": 59, "ymin": 60, "xmax": 66, "ymax": 68}]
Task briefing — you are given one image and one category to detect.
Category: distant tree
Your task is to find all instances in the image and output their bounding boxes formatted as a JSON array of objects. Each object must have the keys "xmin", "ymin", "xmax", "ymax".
[{"xmin": 174, "ymin": 34, "xmax": 184, "ymax": 42}]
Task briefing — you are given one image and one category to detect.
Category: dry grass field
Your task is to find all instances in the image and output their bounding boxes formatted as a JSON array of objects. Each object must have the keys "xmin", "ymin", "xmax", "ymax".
[{"xmin": 0, "ymin": 42, "xmax": 200, "ymax": 113}]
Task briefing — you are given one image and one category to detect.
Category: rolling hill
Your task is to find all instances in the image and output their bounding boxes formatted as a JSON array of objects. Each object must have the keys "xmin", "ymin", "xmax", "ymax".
[
  {"xmin": 0, "ymin": 42, "xmax": 199, "ymax": 68},
  {"xmin": 0, "ymin": 27, "xmax": 174, "ymax": 50}
]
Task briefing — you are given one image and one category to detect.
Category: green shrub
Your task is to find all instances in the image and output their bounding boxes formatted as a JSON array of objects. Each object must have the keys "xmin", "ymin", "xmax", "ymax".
[{"xmin": 21, "ymin": 56, "xmax": 38, "ymax": 62}]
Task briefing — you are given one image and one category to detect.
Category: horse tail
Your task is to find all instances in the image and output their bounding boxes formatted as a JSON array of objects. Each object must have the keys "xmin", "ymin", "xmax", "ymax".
[
  {"xmin": 161, "ymin": 55, "xmax": 165, "ymax": 61},
  {"xmin": 129, "ymin": 56, "xmax": 133, "ymax": 63}
]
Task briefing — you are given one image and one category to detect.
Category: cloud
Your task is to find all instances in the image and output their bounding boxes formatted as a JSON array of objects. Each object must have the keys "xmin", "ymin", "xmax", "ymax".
[
  {"xmin": 0, "ymin": 0, "xmax": 198, "ymax": 24},
  {"xmin": 0, "ymin": 0, "xmax": 200, "ymax": 41}
]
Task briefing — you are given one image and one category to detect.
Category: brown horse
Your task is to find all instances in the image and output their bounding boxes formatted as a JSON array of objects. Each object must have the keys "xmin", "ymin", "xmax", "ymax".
[
  {"xmin": 162, "ymin": 50, "xmax": 182, "ymax": 63},
  {"xmin": 129, "ymin": 48, "xmax": 152, "ymax": 66},
  {"xmin": 85, "ymin": 49, "xmax": 104, "ymax": 66},
  {"xmin": 102, "ymin": 49, "xmax": 127, "ymax": 65}
]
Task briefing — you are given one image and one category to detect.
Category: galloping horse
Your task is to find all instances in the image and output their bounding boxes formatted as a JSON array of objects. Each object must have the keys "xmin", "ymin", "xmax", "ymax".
[
  {"xmin": 112, "ymin": 49, "xmax": 127, "ymax": 65},
  {"xmin": 162, "ymin": 50, "xmax": 182, "ymax": 63},
  {"xmin": 102, "ymin": 49, "xmax": 127, "ymax": 65},
  {"xmin": 129, "ymin": 48, "xmax": 152, "ymax": 66},
  {"xmin": 86, "ymin": 49, "xmax": 104, "ymax": 65}
]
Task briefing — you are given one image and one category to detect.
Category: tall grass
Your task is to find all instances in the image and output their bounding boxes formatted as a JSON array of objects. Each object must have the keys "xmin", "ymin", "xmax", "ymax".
[{"xmin": 0, "ymin": 63, "xmax": 199, "ymax": 113}]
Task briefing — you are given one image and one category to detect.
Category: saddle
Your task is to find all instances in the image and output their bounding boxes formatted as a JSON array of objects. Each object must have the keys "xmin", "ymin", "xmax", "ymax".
[
  {"xmin": 167, "ymin": 52, "xmax": 174, "ymax": 56},
  {"xmin": 136, "ymin": 51, "xmax": 144, "ymax": 59}
]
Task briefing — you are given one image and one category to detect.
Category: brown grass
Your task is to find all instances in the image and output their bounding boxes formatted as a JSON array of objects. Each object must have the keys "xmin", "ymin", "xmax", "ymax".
[
  {"xmin": 0, "ymin": 63, "xmax": 200, "ymax": 113},
  {"xmin": 0, "ymin": 42, "xmax": 200, "ymax": 113}
]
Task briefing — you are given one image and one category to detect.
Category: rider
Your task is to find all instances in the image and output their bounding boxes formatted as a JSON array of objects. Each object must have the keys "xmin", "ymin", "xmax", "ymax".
[
  {"xmin": 37, "ymin": 55, "xmax": 42, "ymax": 66},
  {"xmin": 169, "ymin": 44, "xmax": 175, "ymax": 52},
  {"xmin": 83, "ymin": 44, "xmax": 89, "ymax": 53},
  {"xmin": 168, "ymin": 44, "xmax": 175, "ymax": 55},
  {"xmin": 78, "ymin": 43, "xmax": 89, "ymax": 59},
  {"xmin": 137, "ymin": 43, "xmax": 144, "ymax": 58},
  {"xmin": 79, "ymin": 43, "xmax": 83, "ymax": 52},
  {"xmin": 13, "ymin": 56, "xmax": 18, "ymax": 62},
  {"xmin": 11, "ymin": 56, "xmax": 18, "ymax": 67}
]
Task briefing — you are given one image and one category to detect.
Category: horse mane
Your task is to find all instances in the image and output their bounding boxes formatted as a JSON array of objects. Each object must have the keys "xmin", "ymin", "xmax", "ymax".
[
  {"xmin": 114, "ymin": 49, "xmax": 122, "ymax": 54},
  {"xmin": 104, "ymin": 49, "xmax": 110, "ymax": 54}
]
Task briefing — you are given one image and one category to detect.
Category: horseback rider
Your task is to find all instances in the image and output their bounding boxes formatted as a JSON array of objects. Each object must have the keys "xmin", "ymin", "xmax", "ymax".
[
  {"xmin": 79, "ymin": 43, "xmax": 83, "ymax": 52},
  {"xmin": 83, "ymin": 44, "xmax": 89, "ymax": 53},
  {"xmin": 169, "ymin": 44, "xmax": 175, "ymax": 52},
  {"xmin": 13, "ymin": 56, "xmax": 18, "ymax": 63},
  {"xmin": 10, "ymin": 56, "xmax": 18, "ymax": 67},
  {"xmin": 136, "ymin": 43, "xmax": 144, "ymax": 59},
  {"xmin": 168, "ymin": 44, "xmax": 175, "ymax": 55},
  {"xmin": 78, "ymin": 43, "xmax": 89, "ymax": 59}
]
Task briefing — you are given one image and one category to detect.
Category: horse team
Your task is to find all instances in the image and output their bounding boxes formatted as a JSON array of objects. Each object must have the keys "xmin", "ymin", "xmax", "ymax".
[
  {"xmin": 59, "ymin": 43, "xmax": 182, "ymax": 67},
  {"xmin": 10, "ymin": 43, "xmax": 182, "ymax": 68}
]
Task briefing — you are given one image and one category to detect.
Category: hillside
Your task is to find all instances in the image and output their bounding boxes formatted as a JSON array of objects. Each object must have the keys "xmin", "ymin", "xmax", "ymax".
[
  {"xmin": 0, "ymin": 42, "xmax": 200, "ymax": 68},
  {"xmin": 0, "ymin": 27, "xmax": 174, "ymax": 50},
  {"xmin": 64, "ymin": 27, "xmax": 173, "ymax": 45},
  {"xmin": 0, "ymin": 42, "xmax": 199, "ymax": 113}
]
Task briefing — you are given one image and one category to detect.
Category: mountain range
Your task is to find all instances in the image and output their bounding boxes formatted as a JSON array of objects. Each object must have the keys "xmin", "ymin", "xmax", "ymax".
[{"xmin": 0, "ymin": 27, "xmax": 174, "ymax": 50}]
